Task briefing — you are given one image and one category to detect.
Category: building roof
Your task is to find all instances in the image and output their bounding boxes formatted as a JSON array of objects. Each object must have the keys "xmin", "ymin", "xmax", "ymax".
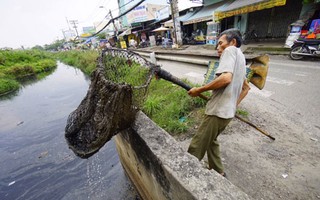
[
  {"xmin": 183, "ymin": 0, "xmax": 232, "ymax": 25},
  {"xmin": 222, "ymin": 0, "xmax": 266, "ymax": 11},
  {"xmin": 163, "ymin": 11, "xmax": 197, "ymax": 27}
]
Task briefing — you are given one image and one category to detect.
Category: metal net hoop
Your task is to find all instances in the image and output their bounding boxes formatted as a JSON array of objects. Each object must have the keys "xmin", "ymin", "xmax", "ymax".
[{"xmin": 101, "ymin": 48, "xmax": 158, "ymax": 108}]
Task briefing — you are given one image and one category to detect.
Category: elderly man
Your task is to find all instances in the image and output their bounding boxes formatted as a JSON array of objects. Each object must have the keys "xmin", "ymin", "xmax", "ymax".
[{"xmin": 187, "ymin": 28, "xmax": 250, "ymax": 177}]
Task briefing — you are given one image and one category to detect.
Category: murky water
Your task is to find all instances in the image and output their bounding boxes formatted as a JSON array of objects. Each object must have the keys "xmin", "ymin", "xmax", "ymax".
[{"xmin": 0, "ymin": 62, "xmax": 138, "ymax": 200}]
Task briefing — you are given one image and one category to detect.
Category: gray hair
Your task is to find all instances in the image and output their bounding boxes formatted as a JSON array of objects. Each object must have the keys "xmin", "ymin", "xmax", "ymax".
[{"xmin": 219, "ymin": 28, "xmax": 242, "ymax": 47}]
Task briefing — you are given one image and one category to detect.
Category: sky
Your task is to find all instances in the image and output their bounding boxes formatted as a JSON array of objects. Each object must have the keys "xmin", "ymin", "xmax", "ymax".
[{"xmin": 0, "ymin": 0, "xmax": 202, "ymax": 49}]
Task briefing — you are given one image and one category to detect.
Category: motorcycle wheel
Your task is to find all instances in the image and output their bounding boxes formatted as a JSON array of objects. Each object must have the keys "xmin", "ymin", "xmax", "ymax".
[
  {"xmin": 290, "ymin": 46, "xmax": 304, "ymax": 60},
  {"xmin": 190, "ymin": 39, "xmax": 196, "ymax": 45}
]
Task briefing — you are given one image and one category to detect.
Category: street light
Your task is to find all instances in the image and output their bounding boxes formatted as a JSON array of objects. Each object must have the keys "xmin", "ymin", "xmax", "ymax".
[
  {"xmin": 99, "ymin": 6, "xmax": 118, "ymax": 34},
  {"xmin": 99, "ymin": 6, "xmax": 110, "ymax": 19}
]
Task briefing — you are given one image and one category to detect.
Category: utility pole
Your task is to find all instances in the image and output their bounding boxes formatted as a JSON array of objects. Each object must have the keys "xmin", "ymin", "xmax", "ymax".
[
  {"xmin": 109, "ymin": 10, "xmax": 118, "ymax": 35},
  {"xmin": 65, "ymin": 17, "xmax": 71, "ymax": 30},
  {"xmin": 169, "ymin": 0, "xmax": 182, "ymax": 47},
  {"xmin": 60, "ymin": 29, "xmax": 66, "ymax": 40},
  {"xmin": 69, "ymin": 20, "xmax": 79, "ymax": 38}
]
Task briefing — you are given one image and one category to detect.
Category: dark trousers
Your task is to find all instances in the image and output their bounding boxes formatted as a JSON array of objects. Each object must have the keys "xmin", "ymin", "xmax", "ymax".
[{"xmin": 188, "ymin": 115, "xmax": 232, "ymax": 173}]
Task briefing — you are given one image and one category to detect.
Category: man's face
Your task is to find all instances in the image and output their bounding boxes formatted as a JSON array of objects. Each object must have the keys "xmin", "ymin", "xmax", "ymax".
[{"xmin": 216, "ymin": 34, "xmax": 233, "ymax": 57}]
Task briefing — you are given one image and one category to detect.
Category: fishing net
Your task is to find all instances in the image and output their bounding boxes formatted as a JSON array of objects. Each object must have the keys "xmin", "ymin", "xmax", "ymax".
[{"xmin": 65, "ymin": 49, "xmax": 156, "ymax": 158}]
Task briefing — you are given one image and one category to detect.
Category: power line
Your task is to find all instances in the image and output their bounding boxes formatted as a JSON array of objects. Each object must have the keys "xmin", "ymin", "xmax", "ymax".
[
  {"xmin": 84, "ymin": 0, "xmax": 146, "ymax": 38},
  {"xmin": 111, "ymin": 0, "xmax": 135, "ymax": 13}
]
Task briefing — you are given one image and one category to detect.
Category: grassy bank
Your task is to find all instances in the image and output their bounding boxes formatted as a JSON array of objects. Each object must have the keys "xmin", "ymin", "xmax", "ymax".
[
  {"xmin": 56, "ymin": 50, "xmax": 98, "ymax": 75},
  {"xmin": 0, "ymin": 50, "xmax": 57, "ymax": 95},
  {"xmin": 57, "ymin": 50, "xmax": 206, "ymax": 134}
]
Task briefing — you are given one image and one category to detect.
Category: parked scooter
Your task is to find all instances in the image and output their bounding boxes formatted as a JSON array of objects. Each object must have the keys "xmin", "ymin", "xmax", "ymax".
[
  {"xmin": 138, "ymin": 40, "xmax": 149, "ymax": 48},
  {"xmin": 290, "ymin": 38, "xmax": 320, "ymax": 60},
  {"xmin": 182, "ymin": 33, "xmax": 196, "ymax": 45},
  {"xmin": 242, "ymin": 29, "xmax": 258, "ymax": 45}
]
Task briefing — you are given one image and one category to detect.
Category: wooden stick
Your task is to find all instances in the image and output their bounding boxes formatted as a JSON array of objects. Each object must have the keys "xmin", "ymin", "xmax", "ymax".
[
  {"xmin": 235, "ymin": 114, "xmax": 275, "ymax": 140},
  {"xmin": 197, "ymin": 93, "xmax": 275, "ymax": 140}
]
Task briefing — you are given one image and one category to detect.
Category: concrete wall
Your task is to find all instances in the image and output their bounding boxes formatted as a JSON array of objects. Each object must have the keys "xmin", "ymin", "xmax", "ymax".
[{"xmin": 115, "ymin": 111, "xmax": 252, "ymax": 200}]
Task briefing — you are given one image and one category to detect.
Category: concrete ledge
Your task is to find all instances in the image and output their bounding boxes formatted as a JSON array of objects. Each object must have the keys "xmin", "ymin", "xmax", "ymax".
[
  {"xmin": 136, "ymin": 51, "xmax": 210, "ymax": 66},
  {"xmin": 115, "ymin": 111, "xmax": 252, "ymax": 200},
  {"xmin": 132, "ymin": 48, "xmax": 218, "ymax": 58}
]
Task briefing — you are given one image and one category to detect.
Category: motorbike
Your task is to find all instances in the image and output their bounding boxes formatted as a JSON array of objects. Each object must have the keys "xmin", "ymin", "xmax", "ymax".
[
  {"xmin": 182, "ymin": 33, "xmax": 196, "ymax": 45},
  {"xmin": 138, "ymin": 40, "xmax": 149, "ymax": 48},
  {"xmin": 290, "ymin": 38, "xmax": 320, "ymax": 60},
  {"xmin": 242, "ymin": 29, "xmax": 258, "ymax": 45}
]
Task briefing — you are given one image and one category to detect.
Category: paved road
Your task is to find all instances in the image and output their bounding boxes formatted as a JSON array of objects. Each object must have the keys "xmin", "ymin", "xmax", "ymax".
[{"xmin": 154, "ymin": 55, "xmax": 320, "ymax": 133}]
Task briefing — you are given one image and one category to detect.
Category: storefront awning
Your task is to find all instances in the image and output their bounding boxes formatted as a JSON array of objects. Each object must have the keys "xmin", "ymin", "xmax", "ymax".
[
  {"xmin": 183, "ymin": 1, "xmax": 230, "ymax": 25},
  {"xmin": 163, "ymin": 12, "xmax": 196, "ymax": 27},
  {"xmin": 118, "ymin": 28, "xmax": 132, "ymax": 37},
  {"xmin": 215, "ymin": 0, "xmax": 286, "ymax": 21}
]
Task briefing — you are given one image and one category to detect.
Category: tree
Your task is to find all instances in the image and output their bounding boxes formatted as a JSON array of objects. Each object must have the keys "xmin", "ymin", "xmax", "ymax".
[
  {"xmin": 96, "ymin": 32, "xmax": 107, "ymax": 40},
  {"xmin": 31, "ymin": 45, "xmax": 44, "ymax": 51},
  {"xmin": 44, "ymin": 39, "xmax": 66, "ymax": 51}
]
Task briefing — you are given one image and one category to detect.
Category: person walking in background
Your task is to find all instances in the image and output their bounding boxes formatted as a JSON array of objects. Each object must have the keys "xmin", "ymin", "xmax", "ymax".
[{"xmin": 187, "ymin": 28, "xmax": 250, "ymax": 177}]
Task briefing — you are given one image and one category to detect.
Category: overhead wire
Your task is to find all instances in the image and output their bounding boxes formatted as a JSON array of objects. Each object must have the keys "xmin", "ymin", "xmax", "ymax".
[
  {"xmin": 79, "ymin": 0, "xmax": 107, "ymax": 23},
  {"xmin": 83, "ymin": 0, "xmax": 146, "ymax": 38},
  {"xmin": 110, "ymin": 0, "xmax": 135, "ymax": 12}
]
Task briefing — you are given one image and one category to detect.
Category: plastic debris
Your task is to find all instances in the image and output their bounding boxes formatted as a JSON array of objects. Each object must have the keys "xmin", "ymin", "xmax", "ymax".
[
  {"xmin": 38, "ymin": 151, "xmax": 48, "ymax": 159},
  {"xmin": 16, "ymin": 121, "xmax": 24, "ymax": 126},
  {"xmin": 310, "ymin": 138, "xmax": 318, "ymax": 142},
  {"xmin": 8, "ymin": 181, "xmax": 15, "ymax": 186},
  {"xmin": 282, "ymin": 174, "xmax": 288, "ymax": 178},
  {"xmin": 179, "ymin": 116, "xmax": 187, "ymax": 123}
]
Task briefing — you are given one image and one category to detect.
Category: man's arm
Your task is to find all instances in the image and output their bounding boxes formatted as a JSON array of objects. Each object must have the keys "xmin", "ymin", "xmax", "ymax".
[
  {"xmin": 237, "ymin": 79, "xmax": 250, "ymax": 106},
  {"xmin": 188, "ymin": 72, "xmax": 232, "ymax": 97}
]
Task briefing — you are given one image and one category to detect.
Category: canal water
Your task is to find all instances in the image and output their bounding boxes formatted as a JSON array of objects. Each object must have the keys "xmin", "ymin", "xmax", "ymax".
[{"xmin": 0, "ymin": 62, "xmax": 139, "ymax": 200}]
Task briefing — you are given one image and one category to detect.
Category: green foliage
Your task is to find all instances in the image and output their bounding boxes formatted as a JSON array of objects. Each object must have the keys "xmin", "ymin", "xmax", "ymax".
[
  {"xmin": 103, "ymin": 55, "xmax": 150, "ymax": 87},
  {"xmin": 96, "ymin": 32, "xmax": 107, "ymax": 40},
  {"xmin": 31, "ymin": 45, "xmax": 44, "ymax": 51},
  {"xmin": 144, "ymin": 79, "xmax": 206, "ymax": 134},
  {"xmin": 0, "ymin": 78, "xmax": 20, "ymax": 95},
  {"xmin": 142, "ymin": 96, "xmax": 164, "ymax": 117},
  {"xmin": 236, "ymin": 109, "xmax": 249, "ymax": 117},
  {"xmin": 0, "ymin": 50, "xmax": 56, "ymax": 95},
  {"xmin": 44, "ymin": 39, "xmax": 65, "ymax": 51},
  {"xmin": 56, "ymin": 50, "xmax": 99, "ymax": 75}
]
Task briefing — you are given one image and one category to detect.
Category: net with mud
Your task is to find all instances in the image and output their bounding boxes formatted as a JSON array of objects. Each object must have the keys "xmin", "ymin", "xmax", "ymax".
[{"xmin": 65, "ymin": 49, "xmax": 157, "ymax": 158}]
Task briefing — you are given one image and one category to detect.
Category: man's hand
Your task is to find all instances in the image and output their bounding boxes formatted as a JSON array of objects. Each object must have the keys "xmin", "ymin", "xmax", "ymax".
[{"xmin": 188, "ymin": 87, "xmax": 201, "ymax": 97}]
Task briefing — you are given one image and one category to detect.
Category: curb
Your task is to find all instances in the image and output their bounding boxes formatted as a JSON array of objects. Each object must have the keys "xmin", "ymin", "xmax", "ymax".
[
  {"xmin": 131, "ymin": 48, "xmax": 276, "ymax": 60},
  {"xmin": 135, "ymin": 51, "xmax": 210, "ymax": 66}
]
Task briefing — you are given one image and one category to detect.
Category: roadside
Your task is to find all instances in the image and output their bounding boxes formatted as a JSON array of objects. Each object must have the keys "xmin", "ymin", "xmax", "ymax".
[
  {"xmin": 132, "ymin": 45, "xmax": 320, "ymax": 200},
  {"xmin": 130, "ymin": 40, "xmax": 290, "ymax": 59},
  {"xmin": 175, "ymin": 92, "xmax": 320, "ymax": 200}
]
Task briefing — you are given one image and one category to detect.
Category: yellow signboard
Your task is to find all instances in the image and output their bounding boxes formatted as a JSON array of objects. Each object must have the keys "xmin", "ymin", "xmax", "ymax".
[
  {"xmin": 215, "ymin": 0, "xmax": 286, "ymax": 22},
  {"xmin": 120, "ymin": 41, "xmax": 127, "ymax": 49}
]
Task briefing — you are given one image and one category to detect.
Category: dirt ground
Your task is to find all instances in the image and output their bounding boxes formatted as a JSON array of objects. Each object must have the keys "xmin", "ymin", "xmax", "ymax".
[{"xmin": 175, "ymin": 93, "xmax": 320, "ymax": 200}]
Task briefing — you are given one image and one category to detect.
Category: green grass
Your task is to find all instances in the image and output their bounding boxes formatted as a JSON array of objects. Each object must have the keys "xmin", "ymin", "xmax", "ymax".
[
  {"xmin": 56, "ymin": 50, "xmax": 98, "ymax": 75},
  {"xmin": 144, "ymin": 79, "xmax": 206, "ymax": 134},
  {"xmin": 236, "ymin": 109, "xmax": 249, "ymax": 117},
  {"xmin": 0, "ymin": 50, "xmax": 57, "ymax": 95},
  {"xmin": 0, "ymin": 78, "xmax": 19, "ymax": 95}
]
